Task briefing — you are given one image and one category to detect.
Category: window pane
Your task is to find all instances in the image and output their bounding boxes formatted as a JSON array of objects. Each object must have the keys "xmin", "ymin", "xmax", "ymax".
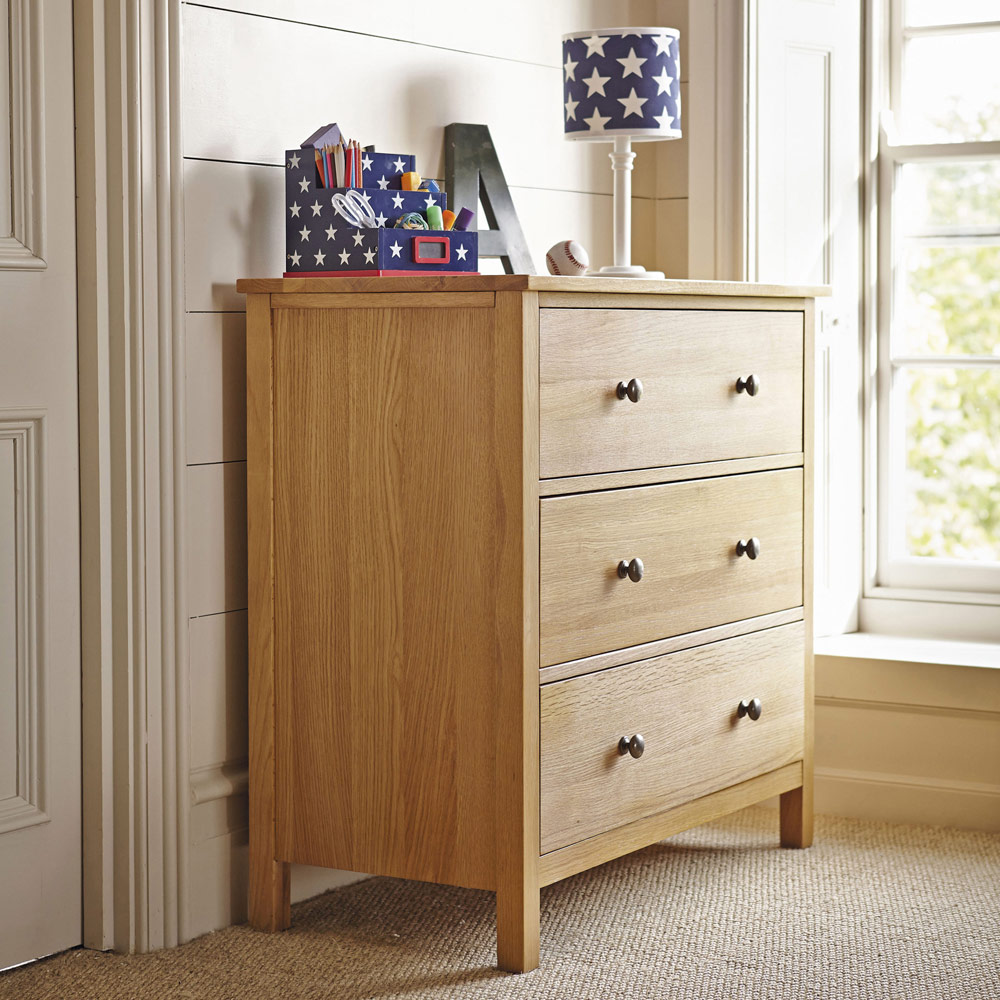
[
  {"xmin": 903, "ymin": 366, "xmax": 1000, "ymax": 562},
  {"xmin": 898, "ymin": 160, "xmax": 1000, "ymax": 232},
  {"xmin": 900, "ymin": 33, "xmax": 1000, "ymax": 142},
  {"xmin": 906, "ymin": 0, "xmax": 1000, "ymax": 27},
  {"xmin": 900, "ymin": 243, "xmax": 1000, "ymax": 355}
]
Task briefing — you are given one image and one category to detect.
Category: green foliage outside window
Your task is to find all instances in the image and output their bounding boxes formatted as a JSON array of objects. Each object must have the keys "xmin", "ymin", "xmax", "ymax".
[{"xmin": 903, "ymin": 106, "xmax": 1000, "ymax": 562}]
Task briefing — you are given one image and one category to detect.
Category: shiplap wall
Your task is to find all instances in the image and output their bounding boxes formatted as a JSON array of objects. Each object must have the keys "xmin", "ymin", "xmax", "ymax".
[{"xmin": 182, "ymin": 0, "xmax": 690, "ymax": 937}]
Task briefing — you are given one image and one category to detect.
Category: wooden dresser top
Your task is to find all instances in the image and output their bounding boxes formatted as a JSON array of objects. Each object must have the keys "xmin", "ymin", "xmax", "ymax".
[{"xmin": 236, "ymin": 275, "xmax": 830, "ymax": 298}]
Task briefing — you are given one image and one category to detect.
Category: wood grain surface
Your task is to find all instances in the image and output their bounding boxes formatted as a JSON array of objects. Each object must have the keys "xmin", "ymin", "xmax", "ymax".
[
  {"xmin": 539, "ymin": 762, "xmax": 803, "ymax": 886},
  {"xmin": 539, "ymin": 469, "xmax": 804, "ymax": 667},
  {"xmin": 538, "ymin": 452, "xmax": 803, "ymax": 497},
  {"xmin": 236, "ymin": 275, "xmax": 831, "ymax": 298},
  {"xmin": 539, "ymin": 623, "xmax": 806, "ymax": 853},
  {"xmin": 782, "ymin": 297, "xmax": 816, "ymax": 849},
  {"xmin": 538, "ymin": 607, "xmax": 805, "ymax": 685},
  {"xmin": 245, "ymin": 293, "xmax": 291, "ymax": 930},
  {"xmin": 536, "ymin": 292, "xmax": 809, "ymax": 311},
  {"xmin": 539, "ymin": 308, "xmax": 804, "ymax": 478},
  {"xmin": 493, "ymin": 291, "xmax": 540, "ymax": 973},
  {"xmin": 270, "ymin": 299, "xmax": 518, "ymax": 891}
]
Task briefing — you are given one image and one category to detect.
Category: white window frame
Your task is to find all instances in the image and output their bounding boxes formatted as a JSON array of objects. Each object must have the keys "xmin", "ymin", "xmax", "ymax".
[{"xmin": 863, "ymin": 0, "xmax": 1000, "ymax": 640}]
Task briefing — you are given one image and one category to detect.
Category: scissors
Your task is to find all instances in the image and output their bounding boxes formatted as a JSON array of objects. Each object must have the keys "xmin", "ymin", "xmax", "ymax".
[{"xmin": 331, "ymin": 189, "xmax": 377, "ymax": 227}]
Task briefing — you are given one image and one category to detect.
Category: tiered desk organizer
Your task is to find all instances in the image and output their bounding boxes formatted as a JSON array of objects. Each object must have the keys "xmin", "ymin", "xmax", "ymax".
[{"xmin": 283, "ymin": 148, "xmax": 478, "ymax": 276}]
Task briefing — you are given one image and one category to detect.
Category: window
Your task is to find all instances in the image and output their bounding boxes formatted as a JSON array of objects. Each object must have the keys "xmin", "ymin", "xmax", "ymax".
[{"xmin": 872, "ymin": 0, "xmax": 1000, "ymax": 621}]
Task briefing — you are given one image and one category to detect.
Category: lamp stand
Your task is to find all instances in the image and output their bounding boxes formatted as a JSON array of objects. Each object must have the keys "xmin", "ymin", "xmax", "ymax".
[{"xmin": 597, "ymin": 136, "xmax": 664, "ymax": 280}]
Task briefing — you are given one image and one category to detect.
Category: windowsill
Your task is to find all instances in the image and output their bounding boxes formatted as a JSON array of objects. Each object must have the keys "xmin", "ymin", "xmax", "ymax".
[
  {"xmin": 815, "ymin": 632, "xmax": 1000, "ymax": 670},
  {"xmin": 814, "ymin": 633, "xmax": 1000, "ymax": 713}
]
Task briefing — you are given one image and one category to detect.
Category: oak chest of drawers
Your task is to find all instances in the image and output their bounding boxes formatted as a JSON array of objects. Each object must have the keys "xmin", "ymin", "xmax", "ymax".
[{"xmin": 237, "ymin": 274, "xmax": 822, "ymax": 973}]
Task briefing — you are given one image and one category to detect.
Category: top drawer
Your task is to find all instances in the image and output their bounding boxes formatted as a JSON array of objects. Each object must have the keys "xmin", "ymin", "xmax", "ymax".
[{"xmin": 539, "ymin": 309, "xmax": 804, "ymax": 479}]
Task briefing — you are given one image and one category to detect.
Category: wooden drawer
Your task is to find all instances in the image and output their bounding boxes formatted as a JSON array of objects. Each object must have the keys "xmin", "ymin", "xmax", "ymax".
[
  {"xmin": 539, "ymin": 468, "xmax": 802, "ymax": 667},
  {"xmin": 539, "ymin": 308, "xmax": 803, "ymax": 479},
  {"xmin": 540, "ymin": 623, "xmax": 806, "ymax": 853}
]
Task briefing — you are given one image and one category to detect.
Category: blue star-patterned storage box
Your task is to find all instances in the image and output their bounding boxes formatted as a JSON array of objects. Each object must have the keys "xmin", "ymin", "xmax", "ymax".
[{"xmin": 283, "ymin": 148, "xmax": 478, "ymax": 275}]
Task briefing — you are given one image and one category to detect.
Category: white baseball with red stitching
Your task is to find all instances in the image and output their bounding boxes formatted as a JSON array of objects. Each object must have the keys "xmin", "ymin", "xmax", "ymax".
[{"xmin": 545, "ymin": 240, "xmax": 589, "ymax": 276}]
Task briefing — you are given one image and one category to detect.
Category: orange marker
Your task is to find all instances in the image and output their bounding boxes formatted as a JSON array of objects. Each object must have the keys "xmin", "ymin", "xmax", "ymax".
[
  {"xmin": 441, "ymin": 209, "xmax": 456, "ymax": 231},
  {"xmin": 401, "ymin": 171, "xmax": 421, "ymax": 191}
]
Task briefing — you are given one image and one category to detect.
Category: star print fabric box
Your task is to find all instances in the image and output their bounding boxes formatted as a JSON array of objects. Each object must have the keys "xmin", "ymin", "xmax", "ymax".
[{"xmin": 283, "ymin": 148, "xmax": 477, "ymax": 275}]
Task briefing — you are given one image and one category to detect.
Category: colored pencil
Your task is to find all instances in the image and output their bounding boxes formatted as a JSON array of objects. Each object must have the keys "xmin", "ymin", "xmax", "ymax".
[
  {"xmin": 334, "ymin": 141, "xmax": 345, "ymax": 187},
  {"xmin": 324, "ymin": 145, "xmax": 334, "ymax": 189}
]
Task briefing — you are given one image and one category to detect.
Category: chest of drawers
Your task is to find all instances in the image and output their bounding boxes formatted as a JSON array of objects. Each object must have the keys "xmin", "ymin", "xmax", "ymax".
[{"xmin": 237, "ymin": 275, "xmax": 821, "ymax": 973}]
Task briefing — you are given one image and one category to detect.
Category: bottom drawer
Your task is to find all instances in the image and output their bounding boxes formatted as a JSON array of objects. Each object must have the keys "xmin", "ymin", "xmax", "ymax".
[{"xmin": 540, "ymin": 622, "xmax": 805, "ymax": 853}]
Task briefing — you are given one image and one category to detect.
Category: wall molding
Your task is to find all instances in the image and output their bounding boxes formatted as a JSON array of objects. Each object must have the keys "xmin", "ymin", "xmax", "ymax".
[
  {"xmin": 816, "ymin": 766, "xmax": 1000, "ymax": 831},
  {"xmin": 190, "ymin": 761, "xmax": 249, "ymax": 807},
  {"xmin": 817, "ymin": 694, "xmax": 1000, "ymax": 722},
  {"xmin": 0, "ymin": 411, "xmax": 46, "ymax": 833},
  {"xmin": 75, "ymin": 0, "xmax": 188, "ymax": 952},
  {"xmin": 0, "ymin": 0, "xmax": 46, "ymax": 268}
]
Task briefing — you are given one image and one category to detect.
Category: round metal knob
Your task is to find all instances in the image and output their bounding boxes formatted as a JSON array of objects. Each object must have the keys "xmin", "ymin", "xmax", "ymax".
[
  {"xmin": 736, "ymin": 374, "xmax": 760, "ymax": 396},
  {"xmin": 738, "ymin": 698, "xmax": 763, "ymax": 721},
  {"xmin": 735, "ymin": 537, "xmax": 761, "ymax": 560},
  {"xmin": 616, "ymin": 378, "xmax": 643, "ymax": 403},
  {"xmin": 618, "ymin": 733, "xmax": 645, "ymax": 758},
  {"xmin": 617, "ymin": 557, "xmax": 644, "ymax": 582}
]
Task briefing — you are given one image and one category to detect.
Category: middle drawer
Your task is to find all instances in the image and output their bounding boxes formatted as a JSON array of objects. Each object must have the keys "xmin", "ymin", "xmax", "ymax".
[{"xmin": 539, "ymin": 468, "xmax": 803, "ymax": 667}]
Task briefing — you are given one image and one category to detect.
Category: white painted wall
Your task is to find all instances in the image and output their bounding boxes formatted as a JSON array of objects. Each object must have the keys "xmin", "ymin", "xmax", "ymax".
[{"xmin": 180, "ymin": 0, "xmax": 690, "ymax": 938}]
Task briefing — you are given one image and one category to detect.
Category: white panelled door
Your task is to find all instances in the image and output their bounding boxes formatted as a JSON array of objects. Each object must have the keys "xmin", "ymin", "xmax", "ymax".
[
  {"xmin": 751, "ymin": 0, "xmax": 863, "ymax": 635},
  {"xmin": 0, "ymin": 1, "xmax": 81, "ymax": 968}
]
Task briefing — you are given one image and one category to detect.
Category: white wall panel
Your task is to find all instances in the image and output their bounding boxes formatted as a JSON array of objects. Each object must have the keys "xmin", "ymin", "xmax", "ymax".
[
  {"xmin": 655, "ymin": 197, "xmax": 688, "ymax": 278},
  {"xmin": 186, "ymin": 312, "xmax": 247, "ymax": 466},
  {"xmin": 187, "ymin": 0, "xmax": 658, "ymax": 68},
  {"xmin": 181, "ymin": 3, "xmax": 658, "ymax": 199},
  {"xmin": 185, "ymin": 462, "xmax": 247, "ymax": 618},
  {"xmin": 189, "ymin": 611, "xmax": 248, "ymax": 771}
]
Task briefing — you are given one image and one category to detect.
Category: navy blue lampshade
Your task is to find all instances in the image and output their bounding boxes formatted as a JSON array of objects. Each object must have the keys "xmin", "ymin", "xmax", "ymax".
[{"xmin": 562, "ymin": 28, "xmax": 682, "ymax": 141}]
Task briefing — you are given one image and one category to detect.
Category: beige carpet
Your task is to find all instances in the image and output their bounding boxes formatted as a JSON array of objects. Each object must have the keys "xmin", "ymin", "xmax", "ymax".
[{"xmin": 3, "ymin": 807, "xmax": 998, "ymax": 1000}]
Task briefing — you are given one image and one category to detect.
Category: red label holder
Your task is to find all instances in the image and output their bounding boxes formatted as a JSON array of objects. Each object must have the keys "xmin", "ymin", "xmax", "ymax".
[{"xmin": 412, "ymin": 235, "xmax": 451, "ymax": 265}]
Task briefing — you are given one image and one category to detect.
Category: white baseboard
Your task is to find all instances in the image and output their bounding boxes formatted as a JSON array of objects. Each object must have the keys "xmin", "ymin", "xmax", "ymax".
[
  {"xmin": 815, "ymin": 767, "xmax": 1000, "ymax": 832},
  {"xmin": 188, "ymin": 763, "xmax": 369, "ymax": 939}
]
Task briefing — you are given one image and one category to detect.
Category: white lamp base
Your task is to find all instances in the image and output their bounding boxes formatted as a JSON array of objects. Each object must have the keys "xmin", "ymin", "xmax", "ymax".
[{"xmin": 596, "ymin": 264, "xmax": 665, "ymax": 279}]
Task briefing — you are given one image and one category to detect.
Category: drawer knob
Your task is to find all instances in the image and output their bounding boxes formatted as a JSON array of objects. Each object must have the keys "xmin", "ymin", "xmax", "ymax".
[
  {"xmin": 736, "ymin": 374, "xmax": 761, "ymax": 396},
  {"xmin": 735, "ymin": 537, "xmax": 761, "ymax": 560},
  {"xmin": 738, "ymin": 698, "xmax": 763, "ymax": 721},
  {"xmin": 617, "ymin": 557, "xmax": 645, "ymax": 582},
  {"xmin": 618, "ymin": 733, "xmax": 646, "ymax": 758},
  {"xmin": 616, "ymin": 378, "xmax": 644, "ymax": 403}
]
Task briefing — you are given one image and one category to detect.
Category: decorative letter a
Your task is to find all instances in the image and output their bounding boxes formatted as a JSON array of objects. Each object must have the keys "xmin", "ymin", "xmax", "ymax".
[{"xmin": 445, "ymin": 124, "xmax": 535, "ymax": 274}]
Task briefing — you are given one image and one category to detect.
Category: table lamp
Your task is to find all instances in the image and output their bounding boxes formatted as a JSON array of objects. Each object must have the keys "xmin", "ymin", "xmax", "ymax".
[{"xmin": 562, "ymin": 27, "xmax": 681, "ymax": 278}]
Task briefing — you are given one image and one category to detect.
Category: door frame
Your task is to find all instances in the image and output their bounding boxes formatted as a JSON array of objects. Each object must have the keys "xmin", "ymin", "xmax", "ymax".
[{"xmin": 74, "ymin": 0, "xmax": 189, "ymax": 951}]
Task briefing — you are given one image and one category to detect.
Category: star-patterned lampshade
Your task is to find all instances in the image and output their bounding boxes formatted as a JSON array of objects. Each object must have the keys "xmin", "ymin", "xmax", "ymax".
[{"xmin": 562, "ymin": 28, "xmax": 681, "ymax": 141}]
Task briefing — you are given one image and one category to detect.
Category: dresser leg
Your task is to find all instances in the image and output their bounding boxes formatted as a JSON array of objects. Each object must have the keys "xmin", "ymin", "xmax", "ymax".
[
  {"xmin": 779, "ymin": 779, "xmax": 814, "ymax": 848},
  {"xmin": 249, "ymin": 850, "xmax": 291, "ymax": 932},
  {"xmin": 496, "ymin": 885, "xmax": 540, "ymax": 973}
]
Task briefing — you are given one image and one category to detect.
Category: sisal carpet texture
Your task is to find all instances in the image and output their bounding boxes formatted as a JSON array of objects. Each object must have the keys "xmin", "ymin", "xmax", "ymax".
[{"xmin": 3, "ymin": 807, "xmax": 998, "ymax": 1000}]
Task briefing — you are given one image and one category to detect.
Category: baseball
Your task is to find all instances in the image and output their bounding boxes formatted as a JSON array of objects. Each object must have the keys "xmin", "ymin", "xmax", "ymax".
[{"xmin": 545, "ymin": 240, "xmax": 590, "ymax": 276}]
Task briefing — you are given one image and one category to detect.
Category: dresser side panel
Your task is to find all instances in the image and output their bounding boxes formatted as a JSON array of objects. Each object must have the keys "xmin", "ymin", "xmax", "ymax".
[
  {"xmin": 493, "ymin": 290, "xmax": 540, "ymax": 972},
  {"xmin": 270, "ymin": 301, "xmax": 511, "ymax": 889},
  {"xmin": 246, "ymin": 293, "xmax": 291, "ymax": 929}
]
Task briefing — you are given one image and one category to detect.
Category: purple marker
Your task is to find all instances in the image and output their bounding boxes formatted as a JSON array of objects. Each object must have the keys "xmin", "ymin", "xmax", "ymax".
[{"xmin": 453, "ymin": 207, "xmax": 475, "ymax": 231}]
